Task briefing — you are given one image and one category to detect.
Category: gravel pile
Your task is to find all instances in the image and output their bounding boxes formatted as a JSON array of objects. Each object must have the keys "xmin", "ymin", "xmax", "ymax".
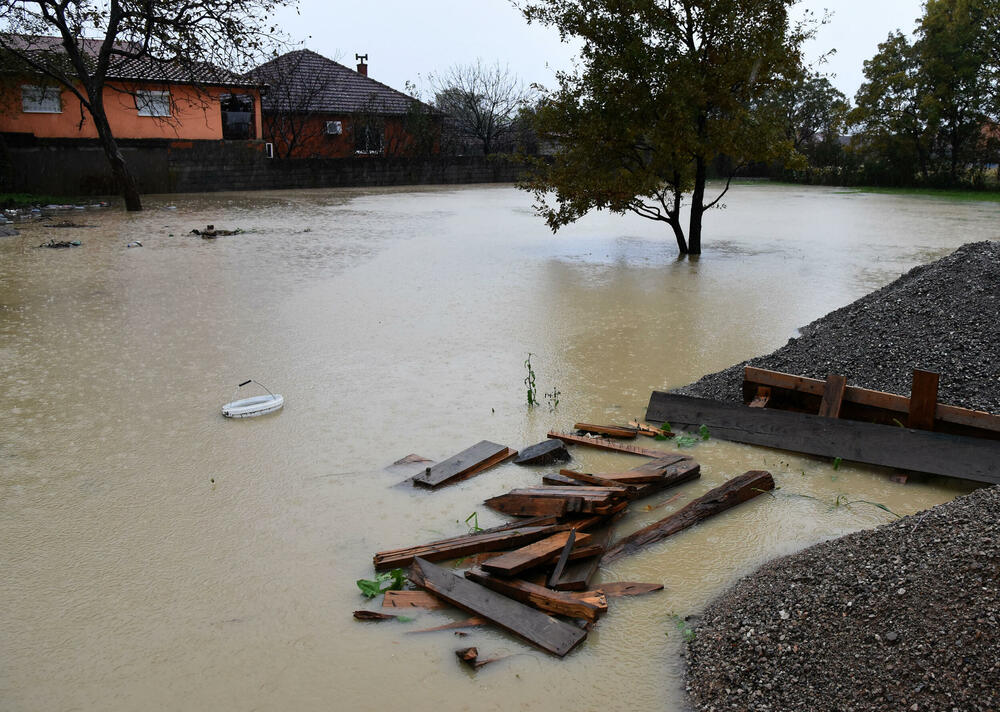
[
  {"xmin": 683, "ymin": 241, "xmax": 1000, "ymax": 711},
  {"xmin": 677, "ymin": 241, "xmax": 1000, "ymax": 413},
  {"xmin": 685, "ymin": 486, "xmax": 1000, "ymax": 712}
]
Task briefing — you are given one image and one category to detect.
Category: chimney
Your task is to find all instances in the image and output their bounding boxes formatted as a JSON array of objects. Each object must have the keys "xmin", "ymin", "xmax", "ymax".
[{"xmin": 356, "ymin": 53, "xmax": 368, "ymax": 77}]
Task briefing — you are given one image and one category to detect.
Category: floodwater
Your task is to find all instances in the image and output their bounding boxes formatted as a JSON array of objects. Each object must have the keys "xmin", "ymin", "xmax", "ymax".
[{"xmin": 1, "ymin": 183, "xmax": 997, "ymax": 711}]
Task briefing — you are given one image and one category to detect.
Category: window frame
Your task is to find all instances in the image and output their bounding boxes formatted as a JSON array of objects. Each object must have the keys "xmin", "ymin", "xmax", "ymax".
[
  {"xmin": 21, "ymin": 85, "xmax": 63, "ymax": 114},
  {"xmin": 134, "ymin": 89, "xmax": 172, "ymax": 118}
]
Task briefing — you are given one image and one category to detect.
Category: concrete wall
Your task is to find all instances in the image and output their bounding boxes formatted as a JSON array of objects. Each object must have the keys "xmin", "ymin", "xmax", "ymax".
[{"xmin": 0, "ymin": 136, "xmax": 522, "ymax": 196}]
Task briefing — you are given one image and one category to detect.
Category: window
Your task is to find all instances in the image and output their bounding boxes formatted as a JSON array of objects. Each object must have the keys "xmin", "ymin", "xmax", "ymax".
[
  {"xmin": 22, "ymin": 85, "xmax": 62, "ymax": 113},
  {"xmin": 135, "ymin": 90, "xmax": 171, "ymax": 117},
  {"xmin": 353, "ymin": 119, "xmax": 384, "ymax": 155}
]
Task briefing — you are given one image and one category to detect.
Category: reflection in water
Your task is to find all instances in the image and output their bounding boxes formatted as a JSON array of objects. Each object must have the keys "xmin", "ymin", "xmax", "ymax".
[{"xmin": 1, "ymin": 183, "xmax": 996, "ymax": 711}]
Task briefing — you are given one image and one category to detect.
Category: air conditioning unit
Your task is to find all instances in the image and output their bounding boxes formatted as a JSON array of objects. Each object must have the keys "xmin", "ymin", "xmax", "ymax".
[{"xmin": 325, "ymin": 120, "xmax": 343, "ymax": 136}]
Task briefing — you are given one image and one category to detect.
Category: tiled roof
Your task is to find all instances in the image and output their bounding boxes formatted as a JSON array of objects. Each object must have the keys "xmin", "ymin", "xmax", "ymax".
[
  {"xmin": 0, "ymin": 34, "xmax": 261, "ymax": 87},
  {"xmin": 250, "ymin": 49, "xmax": 428, "ymax": 116}
]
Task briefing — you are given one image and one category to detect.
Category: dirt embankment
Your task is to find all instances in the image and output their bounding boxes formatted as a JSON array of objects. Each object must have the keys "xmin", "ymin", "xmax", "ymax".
[{"xmin": 683, "ymin": 242, "xmax": 1000, "ymax": 712}]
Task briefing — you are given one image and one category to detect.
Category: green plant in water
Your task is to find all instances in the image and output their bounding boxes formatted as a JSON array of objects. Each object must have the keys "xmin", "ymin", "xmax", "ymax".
[
  {"xmin": 832, "ymin": 456, "xmax": 843, "ymax": 470},
  {"xmin": 524, "ymin": 353, "xmax": 538, "ymax": 407},
  {"xmin": 545, "ymin": 387, "xmax": 561, "ymax": 410},
  {"xmin": 357, "ymin": 568, "xmax": 406, "ymax": 598},
  {"xmin": 699, "ymin": 424, "xmax": 711, "ymax": 440},
  {"xmin": 465, "ymin": 511, "xmax": 484, "ymax": 533},
  {"xmin": 654, "ymin": 422, "xmax": 672, "ymax": 441},
  {"xmin": 830, "ymin": 494, "xmax": 900, "ymax": 518},
  {"xmin": 666, "ymin": 613, "xmax": 696, "ymax": 642}
]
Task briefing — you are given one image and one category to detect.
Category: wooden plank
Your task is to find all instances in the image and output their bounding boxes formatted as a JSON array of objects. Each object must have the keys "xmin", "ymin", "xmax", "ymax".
[
  {"xmin": 628, "ymin": 420, "xmax": 668, "ymax": 437},
  {"xmin": 574, "ymin": 423, "xmax": 638, "ymax": 439},
  {"xmin": 557, "ymin": 469, "xmax": 634, "ymax": 488},
  {"xmin": 908, "ymin": 369, "xmax": 939, "ymax": 430},
  {"xmin": 409, "ymin": 558, "xmax": 587, "ymax": 657},
  {"xmin": 744, "ymin": 366, "xmax": 1000, "ymax": 435},
  {"xmin": 547, "ymin": 431, "xmax": 667, "ymax": 457},
  {"xmin": 602, "ymin": 470, "xmax": 775, "ymax": 564},
  {"xmin": 646, "ymin": 392, "xmax": 1000, "ymax": 484},
  {"xmin": 373, "ymin": 524, "xmax": 561, "ymax": 570},
  {"xmin": 596, "ymin": 582, "xmax": 664, "ymax": 597},
  {"xmin": 627, "ymin": 460, "xmax": 701, "ymax": 500},
  {"xmin": 483, "ymin": 495, "xmax": 569, "ymax": 517},
  {"xmin": 513, "ymin": 439, "xmax": 570, "ymax": 465},
  {"xmin": 481, "ymin": 531, "xmax": 593, "ymax": 577},
  {"xmin": 543, "ymin": 473, "xmax": 586, "ymax": 487},
  {"xmin": 354, "ymin": 610, "xmax": 403, "ymax": 621},
  {"xmin": 553, "ymin": 528, "xmax": 611, "ymax": 591},
  {"xmin": 382, "ymin": 590, "xmax": 447, "ymax": 610},
  {"xmin": 577, "ymin": 454, "xmax": 690, "ymax": 485},
  {"xmin": 818, "ymin": 374, "xmax": 847, "ymax": 418},
  {"xmin": 547, "ymin": 529, "xmax": 576, "ymax": 588},
  {"xmin": 412, "ymin": 440, "xmax": 511, "ymax": 488},
  {"xmin": 465, "ymin": 566, "xmax": 607, "ymax": 622},
  {"xmin": 406, "ymin": 617, "xmax": 487, "ymax": 634}
]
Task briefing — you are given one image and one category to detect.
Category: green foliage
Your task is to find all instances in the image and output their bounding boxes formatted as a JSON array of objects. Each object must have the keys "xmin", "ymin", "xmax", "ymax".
[
  {"xmin": 666, "ymin": 613, "xmax": 696, "ymax": 642},
  {"xmin": 832, "ymin": 456, "xmax": 842, "ymax": 470},
  {"xmin": 465, "ymin": 511, "xmax": 484, "ymax": 533},
  {"xmin": 517, "ymin": 0, "xmax": 817, "ymax": 254},
  {"xmin": 524, "ymin": 353, "xmax": 538, "ymax": 407},
  {"xmin": 356, "ymin": 569, "xmax": 406, "ymax": 598},
  {"xmin": 654, "ymin": 422, "xmax": 672, "ymax": 441},
  {"xmin": 544, "ymin": 387, "xmax": 561, "ymax": 410},
  {"xmin": 675, "ymin": 424, "xmax": 710, "ymax": 448}
]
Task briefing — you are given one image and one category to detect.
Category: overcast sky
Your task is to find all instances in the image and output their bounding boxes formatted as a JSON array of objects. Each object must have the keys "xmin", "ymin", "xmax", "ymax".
[{"xmin": 273, "ymin": 1, "xmax": 925, "ymax": 102}]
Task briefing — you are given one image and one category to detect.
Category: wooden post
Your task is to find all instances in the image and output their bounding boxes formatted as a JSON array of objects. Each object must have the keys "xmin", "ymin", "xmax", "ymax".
[
  {"xmin": 818, "ymin": 374, "xmax": 847, "ymax": 418},
  {"xmin": 908, "ymin": 369, "xmax": 940, "ymax": 431}
]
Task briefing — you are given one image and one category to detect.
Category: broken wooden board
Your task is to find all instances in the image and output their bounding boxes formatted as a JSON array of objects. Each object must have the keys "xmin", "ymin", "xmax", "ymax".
[
  {"xmin": 627, "ymin": 459, "xmax": 701, "ymax": 500},
  {"xmin": 481, "ymin": 530, "xmax": 594, "ymax": 577},
  {"xmin": 629, "ymin": 421, "xmax": 670, "ymax": 437},
  {"xmin": 465, "ymin": 567, "xmax": 607, "ymax": 622},
  {"xmin": 547, "ymin": 431, "xmax": 667, "ymax": 457},
  {"xmin": 602, "ymin": 470, "xmax": 775, "ymax": 564},
  {"xmin": 484, "ymin": 486, "xmax": 627, "ymax": 517},
  {"xmin": 373, "ymin": 524, "xmax": 561, "ymax": 570},
  {"xmin": 573, "ymin": 423, "xmax": 638, "ymax": 439},
  {"xmin": 409, "ymin": 558, "xmax": 587, "ymax": 657},
  {"xmin": 742, "ymin": 367, "xmax": 1000, "ymax": 438},
  {"xmin": 455, "ymin": 646, "xmax": 507, "ymax": 669},
  {"xmin": 645, "ymin": 392, "xmax": 1000, "ymax": 484},
  {"xmin": 513, "ymin": 439, "xmax": 570, "ymax": 465},
  {"xmin": 556, "ymin": 469, "xmax": 634, "ymax": 489},
  {"xmin": 567, "ymin": 454, "xmax": 690, "ymax": 485},
  {"xmin": 354, "ymin": 610, "xmax": 403, "ymax": 621},
  {"xmin": 382, "ymin": 590, "xmax": 447, "ymax": 610},
  {"xmin": 412, "ymin": 440, "xmax": 515, "ymax": 488}
]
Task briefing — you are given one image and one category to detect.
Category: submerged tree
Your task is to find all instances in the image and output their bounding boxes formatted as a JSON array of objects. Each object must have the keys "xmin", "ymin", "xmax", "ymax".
[
  {"xmin": 517, "ymin": 0, "xmax": 817, "ymax": 255},
  {"xmin": 0, "ymin": 0, "xmax": 295, "ymax": 210}
]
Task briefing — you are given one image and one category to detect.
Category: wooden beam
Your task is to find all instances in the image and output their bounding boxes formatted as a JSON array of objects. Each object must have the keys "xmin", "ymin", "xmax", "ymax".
[
  {"xmin": 412, "ymin": 441, "xmax": 514, "ymax": 488},
  {"xmin": 547, "ymin": 431, "xmax": 668, "ymax": 457},
  {"xmin": 818, "ymin": 374, "xmax": 847, "ymax": 418},
  {"xmin": 465, "ymin": 567, "xmax": 607, "ymax": 622},
  {"xmin": 579, "ymin": 454, "xmax": 691, "ymax": 484},
  {"xmin": 602, "ymin": 470, "xmax": 775, "ymax": 564},
  {"xmin": 744, "ymin": 366, "xmax": 1000, "ymax": 435},
  {"xmin": 409, "ymin": 558, "xmax": 587, "ymax": 657},
  {"xmin": 552, "ymin": 528, "xmax": 611, "ymax": 591},
  {"xmin": 629, "ymin": 421, "xmax": 668, "ymax": 437},
  {"xmin": 557, "ymin": 469, "xmax": 634, "ymax": 489},
  {"xmin": 646, "ymin": 392, "xmax": 1000, "ymax": 484},
  {"xmin": 373, "ymin": 524, "xmax": 561, "ymax": 570},
  {"xmin": 547, "ymin": 529, "xmax": 576, "ymax": 588},
  {"xmin": 382, "ymin": 590, "xmax": 447, "ymax": 610},
  {"xmin": 573, "ymin": 423, "xmax": 638, "ymax": 439},
  {"xmin": 908, "ymin": 369, "xmax": 940, "ymax": 430},
  {"xmin": 481, "ymin": 530, "xmax": 593, "ymax": 577}
]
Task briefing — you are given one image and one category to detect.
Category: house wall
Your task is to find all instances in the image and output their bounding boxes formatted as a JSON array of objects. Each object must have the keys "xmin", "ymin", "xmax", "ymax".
[
  {"xmin": 0, "ymin": 80, "xmax": 262, "ymax": 141},
  {"xmin": 265, "ymin": 114, "xmax": 433, "ymax": 159}
]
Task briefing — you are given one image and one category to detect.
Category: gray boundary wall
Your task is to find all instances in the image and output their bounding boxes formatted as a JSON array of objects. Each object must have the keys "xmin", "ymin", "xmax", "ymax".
[{"xmin": 0, "ymin": 136, "xmax": 524, "ymax": 195}]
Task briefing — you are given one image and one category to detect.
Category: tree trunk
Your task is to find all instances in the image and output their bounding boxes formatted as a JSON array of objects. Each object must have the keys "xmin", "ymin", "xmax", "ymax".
[
  {"xmin": 688, "ymin": 156, "xmax": 707, "ymax": 255},
  {"xmin": 90, "ymin": 99, "xmax": 142, "ymax": 211},
  {"xmin": 668, "ymin": 216, "xmax": 688, "ymax": 254}
]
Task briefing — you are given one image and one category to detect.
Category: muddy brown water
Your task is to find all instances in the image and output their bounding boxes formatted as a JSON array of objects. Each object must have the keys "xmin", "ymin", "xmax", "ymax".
[{"xmin": 1, "ymin": 183, "xmax": 996, "ymax": 711}]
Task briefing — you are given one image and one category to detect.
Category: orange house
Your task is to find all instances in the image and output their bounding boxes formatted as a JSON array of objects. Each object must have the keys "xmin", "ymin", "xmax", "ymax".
[
  {"xmin": 250, "ymin": 50, "xmax": 440, "ymax": 159},
  {"xmin": 0, "ymin": 37, "xmax": 264, "ymax": 142}
]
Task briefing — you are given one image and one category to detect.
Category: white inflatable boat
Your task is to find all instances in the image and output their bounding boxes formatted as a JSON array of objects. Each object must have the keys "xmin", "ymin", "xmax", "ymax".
[{"xmin": 222, "ymin": 380, "xmax": 284, "ymax": 418}]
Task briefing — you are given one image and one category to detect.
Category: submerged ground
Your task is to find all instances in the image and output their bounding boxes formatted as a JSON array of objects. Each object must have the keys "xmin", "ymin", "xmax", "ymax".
[{"xmin": 1, "ymin": 183, "xmax": 998, "ymax": 711}]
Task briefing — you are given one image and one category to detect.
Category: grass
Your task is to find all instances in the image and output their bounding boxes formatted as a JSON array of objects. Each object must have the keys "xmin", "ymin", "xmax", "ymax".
[{"xmin": 831, "ymin": 186, "xmax": 1000, "ymax": 203}]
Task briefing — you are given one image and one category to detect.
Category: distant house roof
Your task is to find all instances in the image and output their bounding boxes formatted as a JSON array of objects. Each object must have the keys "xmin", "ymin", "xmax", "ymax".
[
  {"xmin": 0, "ymin": 34, "xmax": 262, "ymax": 88},
  {"xmin": 250, "ymin": 49, "xmax": 430, "ymax": 115}
]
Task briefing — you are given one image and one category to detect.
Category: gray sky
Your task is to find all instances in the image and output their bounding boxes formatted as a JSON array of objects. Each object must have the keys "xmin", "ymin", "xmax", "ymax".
[{"xmin": 273, "ymin": 1, "xmax": 924, "ymax": 102}]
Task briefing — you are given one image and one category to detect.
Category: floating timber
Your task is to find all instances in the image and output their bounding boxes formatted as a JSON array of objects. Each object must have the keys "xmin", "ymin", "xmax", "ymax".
[
  {"xmin": 645, "ymin": 392, "xmax": 1000, "ymax": 484},
  {"xmin": 481, "ymin": 530, "xmax": 594, "ymax": 577},
  {"xmin": 412, "ymin": 440, "xmax": 516, "ymax": 488},
  {"xmin": 465, "ymin": 567, "xmax": 608, "ymax": 622},
  {"xmin": 602, "ymin": 470, "xmax": 775, "ymax": 564},
  {"xmin": 552, "ymin": 528, "xmax": 611, "ymax": 591},
  {"xmin": 409, "ymin": 557, "xmax": 587, "ymax": 657},
  {"xmin": 547, "ymin": 431, "xmax": 668, "ymax": 458},
  {"xmin": 485, "ymin": 486, "xmax": 628, "ymax": 517},
  {"xmin": 373, "ymin": 524, "xmax": 561, "ymax": 570},
  {"xmin": 743, "ymin": 367, "xmax": 1000, "ymax": 439},
  {"xmin": 513, "ymin": 439, "xmax": 570, "ymax": 465},
  {"xmin": 573, "ymin": 423, "xmax": 638, "ymax": 439},
  {"xmin": 382, "ymin": 590, "xmax": 446, "ymax": 610}
]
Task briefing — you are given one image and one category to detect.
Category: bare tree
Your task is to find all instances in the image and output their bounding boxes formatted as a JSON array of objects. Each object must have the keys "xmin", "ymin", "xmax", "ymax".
[
  {"xmin": 429, "ymin": 60, "xmax": 535, "ymax": 155},
  {"xmin": 0, "ymin": 0, "xmax": 295, "ymax": 210}
]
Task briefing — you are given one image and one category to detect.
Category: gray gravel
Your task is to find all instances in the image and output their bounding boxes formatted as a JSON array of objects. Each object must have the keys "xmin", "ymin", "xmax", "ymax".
[
  {"xmin": 677, "ymin": 241, "xmax": 1000, "ymax": 413},
  {"xmin": 683, "ymin": 242, "xmax": 1000, "ymax": 711},
  {"xmin": 685, "ymin": 486, "xmax": 1000, "ymax": 712}
]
